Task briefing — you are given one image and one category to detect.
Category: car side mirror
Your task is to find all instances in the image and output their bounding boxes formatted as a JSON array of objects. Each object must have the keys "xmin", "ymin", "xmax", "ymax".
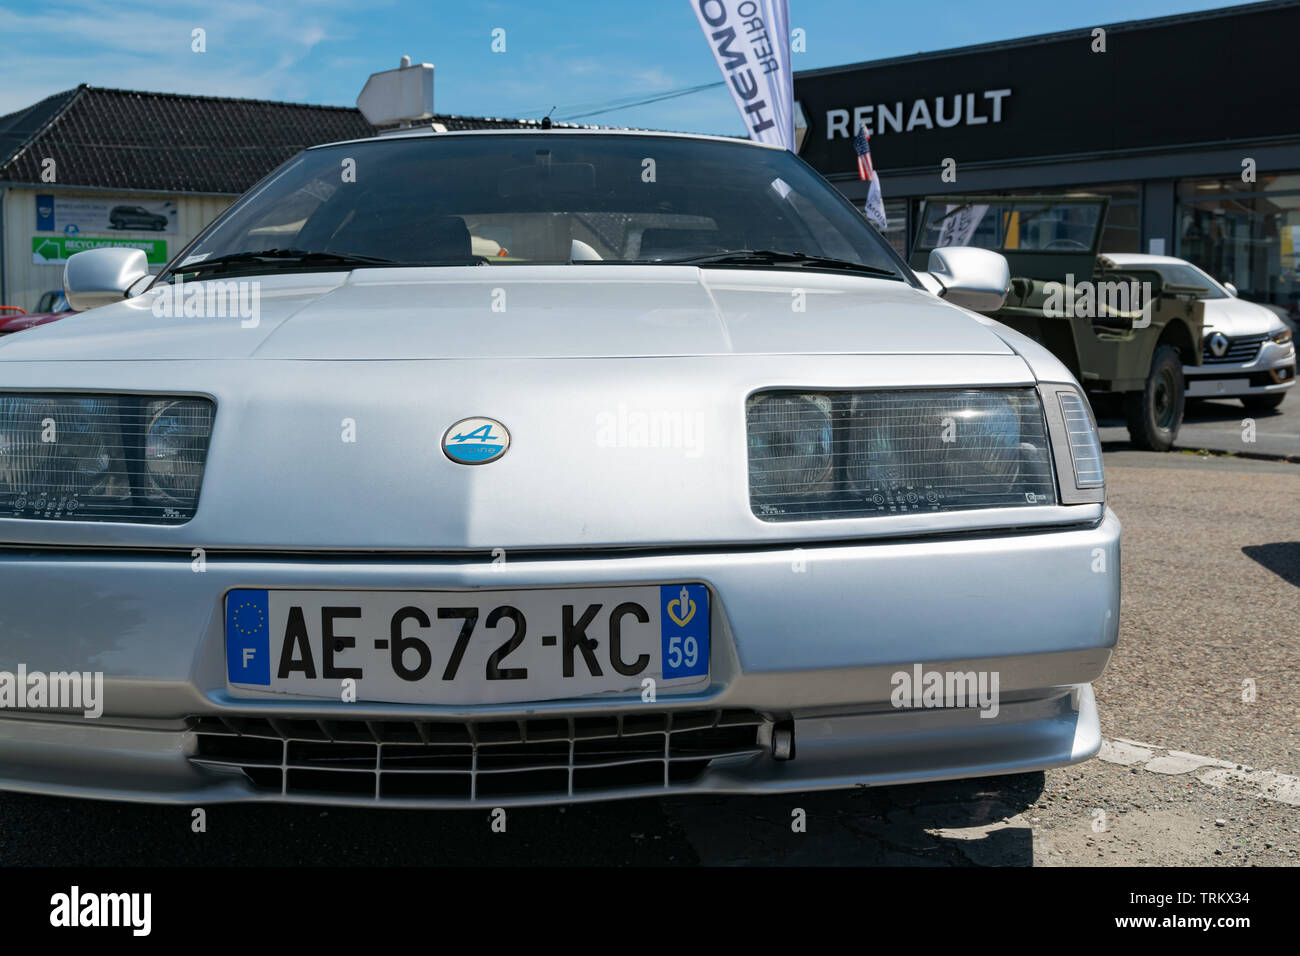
[
  {"xmin": 62, "ymin": 247, "xmax": 150, "ymax": 311},
  {"xmin": 1222, "ymin": 281, "xmax": 1238, "ymax": 297},
  {"xmin": 924, "ymin": 246, "xmax": 1010, "ymax": 313}
]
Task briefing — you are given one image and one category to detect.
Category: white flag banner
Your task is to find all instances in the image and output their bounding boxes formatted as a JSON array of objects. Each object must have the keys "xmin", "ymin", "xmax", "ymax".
[
  {"xmin": 936, "ymin": 204, "xmax": 989, "ymax": 247},
  {"xmin": 690, "ymin": 0, "xmax": 795, "ymax": 150},
  {"xmin": 864, "ymin": 177, "xmax": 887, "ymax": 232}
]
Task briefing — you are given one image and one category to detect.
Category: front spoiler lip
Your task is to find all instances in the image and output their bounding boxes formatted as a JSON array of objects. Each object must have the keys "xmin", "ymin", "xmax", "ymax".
[{"xmin": 0, "ymin": 686, "xmax": 1101, "ymax": 808}]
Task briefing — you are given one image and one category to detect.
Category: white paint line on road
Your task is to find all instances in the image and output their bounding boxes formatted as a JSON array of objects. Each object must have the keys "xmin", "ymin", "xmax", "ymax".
[
  {"xmin": 1144, "ymin": 751, "xmax": 1234, "ymax": 775},
  {"xmin": 1099, "ymin": 738, "xmax": 1300, "ymax": 807},
  {"xmin": 1098, "ymin": 740, "xmax": 1153, "ymax": 765}
]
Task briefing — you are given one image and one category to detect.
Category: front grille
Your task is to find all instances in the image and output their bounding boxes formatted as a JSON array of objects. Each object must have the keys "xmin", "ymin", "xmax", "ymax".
[
  {"xmin": 1202, "ymin": 333, "xmax": 1267, "ymax": 364},
  {"xmin": 189, "ymin": 709, "xmax": 767, "ymax": 802}
]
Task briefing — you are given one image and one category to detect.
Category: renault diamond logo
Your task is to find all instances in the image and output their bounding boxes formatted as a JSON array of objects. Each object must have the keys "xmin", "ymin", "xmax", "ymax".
[
  {"xmin": 442, "ymin": 417, "xmax": 510, "ymax": 465},
  {"xmin": 1207, "ymin": 332, "xmax": 1230, "ymax": 358}
]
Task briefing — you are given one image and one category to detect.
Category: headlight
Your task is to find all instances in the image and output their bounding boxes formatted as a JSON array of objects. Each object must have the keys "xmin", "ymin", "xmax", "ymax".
[
  {"xmin": 1271, "ymin": 328, "xmax": 1293, "ymax": 345},
  {"xmin": 746, "ymin": 394, "xmax": 833, "ymax": 498},
  {"xmin": 747, "ymin": 388, "xmax": 1056, "ymax": 521},
  {"xmin": 0, "ymin": 394, "xmax": 213, "ymax": 524},
  {"xmin": 144, "ymin": 399, "xmax": 212, "ymax": 509}
]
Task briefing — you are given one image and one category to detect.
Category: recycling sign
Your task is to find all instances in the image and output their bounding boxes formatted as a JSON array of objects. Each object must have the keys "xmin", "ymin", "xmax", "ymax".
[{"xmin": 32, "ymin": 236, "xmax": 167, "ymax": 265}]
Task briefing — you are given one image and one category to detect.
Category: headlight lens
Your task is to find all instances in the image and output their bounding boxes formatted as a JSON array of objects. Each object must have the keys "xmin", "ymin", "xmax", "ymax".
[
  {"xmin": 746, "ymin": 394, "xmax": 833, "ymax": 498},
  {"xmin": 747, "ymin": 388, "xmax": 1056, "ymax": 521},
  {"xmin": 0, "ymin": 394, "xmax": 213, "ymax": 524},
  {"xmin": 1271, "ymin": 328, "xmax": 1293, "ymax": 345},
  {"xmin": 144, "ymin": 399, "xmax": 212, "ymax": 509}
]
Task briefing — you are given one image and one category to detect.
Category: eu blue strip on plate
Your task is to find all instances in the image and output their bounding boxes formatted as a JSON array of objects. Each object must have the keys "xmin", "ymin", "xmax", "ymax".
[{"xmin": 226, "ymin": 589, "xmax": 271, "ymax": 685}]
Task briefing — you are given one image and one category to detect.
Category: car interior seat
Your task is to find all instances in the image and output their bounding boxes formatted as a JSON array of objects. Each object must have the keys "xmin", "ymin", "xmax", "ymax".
[{"xmin": 327, "ymin": 199, "xmax": 472, "ymax": 263}]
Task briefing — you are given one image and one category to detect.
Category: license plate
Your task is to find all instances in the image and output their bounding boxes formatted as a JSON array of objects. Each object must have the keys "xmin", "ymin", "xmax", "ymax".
[{"xmin": 225, "ymin": 584, "xmax": 710, "ymax": 705}]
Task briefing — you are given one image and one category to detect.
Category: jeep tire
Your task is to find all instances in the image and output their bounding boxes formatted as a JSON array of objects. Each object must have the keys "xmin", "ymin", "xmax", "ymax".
[{"xmin": 1124, "ymin": 344, "xmax": 1184, "ymax": 451}]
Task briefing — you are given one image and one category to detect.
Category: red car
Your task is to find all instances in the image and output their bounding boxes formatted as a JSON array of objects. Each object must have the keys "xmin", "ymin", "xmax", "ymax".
[{"xmin": 0, "ymin": 290, "xmax": 78, "ymax": 337}]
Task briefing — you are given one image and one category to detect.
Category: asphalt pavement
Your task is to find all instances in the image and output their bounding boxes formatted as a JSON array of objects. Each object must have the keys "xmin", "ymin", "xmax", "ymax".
[{"xmin": 1, "ymin": 448, "xmax": 1296, "ymax": 866}]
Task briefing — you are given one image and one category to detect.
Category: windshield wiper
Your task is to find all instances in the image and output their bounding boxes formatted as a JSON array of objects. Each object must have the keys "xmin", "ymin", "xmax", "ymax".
[
  {"xmin": 650, "ymin": 249, "xmax": 898, "ymax": 278},
  {"xmin": 171, "ymin": 249, "xmax": 492, "ymax": 279},
  {"xmin": 170, "ymin": 249, "xmax": 403, "ymax": 278}
]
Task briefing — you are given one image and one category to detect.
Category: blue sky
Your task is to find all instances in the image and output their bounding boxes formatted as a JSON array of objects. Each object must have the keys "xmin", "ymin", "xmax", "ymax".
[{"xmin": 0, "ymin": 0, "xmax": 1257, "ymax": 130}]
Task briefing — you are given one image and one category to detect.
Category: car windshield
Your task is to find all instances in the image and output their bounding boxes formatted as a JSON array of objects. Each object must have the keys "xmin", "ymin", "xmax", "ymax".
[
  {"xmin": 160, "ymin": 133, "xmax": 904, "ymax": 281},
  {"xmin": 1152, "ymin": 262, "xmax": 1228, "ymax": 299}
]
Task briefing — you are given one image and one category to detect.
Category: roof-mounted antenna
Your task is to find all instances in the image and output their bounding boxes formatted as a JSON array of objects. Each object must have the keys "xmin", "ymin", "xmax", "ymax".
[{"xmin": 540, "ymin": 106, "xmax": 556, "ymax": 130}]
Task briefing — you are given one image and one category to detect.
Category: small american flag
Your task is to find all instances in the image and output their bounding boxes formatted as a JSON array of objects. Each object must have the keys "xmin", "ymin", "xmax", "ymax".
[
  {"xmin": 853, "ymin": 126, "xmax": 875, "ymax": 181},
  {"xmin": 853, "ymin": 125, "xmax": 888, "ymax": 232}
]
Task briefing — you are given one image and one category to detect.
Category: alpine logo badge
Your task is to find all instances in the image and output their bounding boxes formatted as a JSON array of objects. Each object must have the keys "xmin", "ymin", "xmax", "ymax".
[{"xmin": 442, "ymin": 417, "xmax": 511, "ymax": 465}]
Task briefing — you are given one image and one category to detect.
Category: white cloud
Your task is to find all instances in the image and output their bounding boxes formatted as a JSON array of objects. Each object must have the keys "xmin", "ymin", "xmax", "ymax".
[{"xmin": 0, "ymin": 0, "xmax": 346, "ymax": 114}]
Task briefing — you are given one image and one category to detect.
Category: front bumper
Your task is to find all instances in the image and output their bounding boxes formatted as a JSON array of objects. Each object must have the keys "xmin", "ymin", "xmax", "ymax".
[
  {"xmin": 1186, "ymin": 339, "xmax": 1295, "ymax": 398},
  {"xmin": 0, "ymin": 510, "xmax": 1120, "ymax": 807}
]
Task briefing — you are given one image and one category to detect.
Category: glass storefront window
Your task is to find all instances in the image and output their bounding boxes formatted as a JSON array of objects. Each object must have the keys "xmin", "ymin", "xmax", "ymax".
[
  {"xmin": 1177, "ymin": 174, "xmax": 1300, "ymax": 322},
  {"xmin": 878, "ymin": 198, "xmax": 909, "ymax": 257}
]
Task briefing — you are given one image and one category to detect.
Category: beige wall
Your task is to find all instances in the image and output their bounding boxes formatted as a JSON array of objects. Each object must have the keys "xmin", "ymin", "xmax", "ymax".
[{"xmin": 1, "ymin": 187, "xmax": 232, "ymax": 312}]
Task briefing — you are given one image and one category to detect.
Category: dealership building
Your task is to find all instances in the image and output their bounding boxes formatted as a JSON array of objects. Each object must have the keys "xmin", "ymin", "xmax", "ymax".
[
  {"xmin": 0, "ymin": 85, "xmax": 568, "ymax": 312},
  {"xmin": 4, "ymin": 2, "xmax": 1298, "ymax": 317},
  {"xmin": 794, "ymin": 0, "xmax": 1300, "ymax": 315}
]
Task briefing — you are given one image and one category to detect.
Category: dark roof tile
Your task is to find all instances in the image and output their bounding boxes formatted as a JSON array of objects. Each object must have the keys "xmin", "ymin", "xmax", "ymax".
[{"xmin": 0, "ymin": 86, "xmax": 582, "ymax": 194}]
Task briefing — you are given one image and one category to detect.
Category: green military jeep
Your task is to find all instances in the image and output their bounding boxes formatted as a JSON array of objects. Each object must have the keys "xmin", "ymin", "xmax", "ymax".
[{"xmin": 911, "ymin": 195, "xmax": 1205, "ymax": 451}]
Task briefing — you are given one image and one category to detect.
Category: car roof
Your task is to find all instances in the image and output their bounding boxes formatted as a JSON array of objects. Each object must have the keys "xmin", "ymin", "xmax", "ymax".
[{"xmin": 308, "ymin": 127, "xmax": 784, "ymax": 152}]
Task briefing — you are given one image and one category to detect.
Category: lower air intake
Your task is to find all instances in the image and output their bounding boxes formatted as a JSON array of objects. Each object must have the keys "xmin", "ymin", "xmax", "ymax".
[{"xmin": 189, "ymin": 709, "xmax": 767, "ymax": 802}]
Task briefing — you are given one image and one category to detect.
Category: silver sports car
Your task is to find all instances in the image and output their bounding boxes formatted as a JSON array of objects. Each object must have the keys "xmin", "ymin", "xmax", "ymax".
[{"xmin": 0, "ymin": 126, "xmax": 1119, "ymax": 807}]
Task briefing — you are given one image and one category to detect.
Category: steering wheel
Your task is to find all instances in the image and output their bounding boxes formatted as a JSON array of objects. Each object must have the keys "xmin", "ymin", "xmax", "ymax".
[{"xmin": 1044, "ymin": 238, "xmax": 1088, "ymax": 251}]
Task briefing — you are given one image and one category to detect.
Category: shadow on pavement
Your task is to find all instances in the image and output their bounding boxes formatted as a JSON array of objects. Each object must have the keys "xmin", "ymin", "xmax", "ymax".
[
  {"xmin": 1185, "ymin": 398, "xmax": 1282, "ymax": 423},
  {"xmin": 1097, "ymin": 396, "xmax": 1284, "ymax": 427},
  {"xmin": 1242, "ymin": 542, "xmax": 1300, "ymax": 587},
  {"xmin": 2, "ymin": 773, "xmax": 1046, "ymax": 867},
  {"xmin": 664, "ymin": 773, "xmax": 1045, "ymax": 866}
]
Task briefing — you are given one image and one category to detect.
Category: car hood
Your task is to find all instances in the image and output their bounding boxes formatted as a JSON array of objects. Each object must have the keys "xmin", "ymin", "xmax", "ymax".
[
  {"xmin": 1201, "ymin": 296, "xmax": 1285, "ymax": 337},
  {"xmin": 0, "ymin": 267, "xmax": 1079, "ymax": 552},
  {"xmin": 0, "ymin": 266, "xmax": 1016, "ymax": 361}
]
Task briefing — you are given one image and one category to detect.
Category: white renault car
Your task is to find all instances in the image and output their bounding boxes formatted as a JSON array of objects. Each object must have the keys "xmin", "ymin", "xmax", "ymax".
[{"xmin": 1100, "ymin": 253, "xmax": 1295, "ymax": 411}]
